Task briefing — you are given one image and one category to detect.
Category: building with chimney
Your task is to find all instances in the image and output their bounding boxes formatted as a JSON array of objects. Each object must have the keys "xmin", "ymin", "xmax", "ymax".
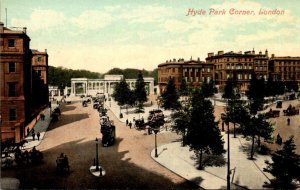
[
  {"xmin": 158, "ymin": 57, "xmax": 214, "ymax": 93},
  {"xmin": 0, "ymin": 22, "xmax": 49, "ymax": 143},
  {"xmin": 158, "ymin": 50, "xmax": 300, "ymax": 93}
]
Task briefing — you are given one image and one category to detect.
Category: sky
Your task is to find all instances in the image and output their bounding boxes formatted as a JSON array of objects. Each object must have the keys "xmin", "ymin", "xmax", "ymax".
[{"xmin": 1, "ymin": 0, "xmax": 300, "ymax": 73}]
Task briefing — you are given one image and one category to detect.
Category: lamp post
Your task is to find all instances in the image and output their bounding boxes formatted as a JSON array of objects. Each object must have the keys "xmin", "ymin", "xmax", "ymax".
[
  {"xmin": 227, "ymin": 121, "xmax": 230, "ymax": 190},
  {"xmin": 95, "ymin": 138, "xmax": 99, "ymax": 171},
  {"xmin": 153, "ymin": 127, "xmax": 160, "ymax": 158}
]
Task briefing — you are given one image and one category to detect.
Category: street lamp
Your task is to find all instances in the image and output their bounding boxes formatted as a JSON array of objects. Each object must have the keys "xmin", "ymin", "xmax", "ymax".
[
  {"xmin": 90, "ymin": 137, "xmax": 105, "ymax": 177},
  {"xmin": 153, "ymin": 127, "xmax": 160, "ymax": 158},
  {"xmin": 227, "ymin": 120, "xmax": 230, "ymax": 190},
  {"xmin": 95, "ymin": 138, "xmax": 99, "ymax": 171}
]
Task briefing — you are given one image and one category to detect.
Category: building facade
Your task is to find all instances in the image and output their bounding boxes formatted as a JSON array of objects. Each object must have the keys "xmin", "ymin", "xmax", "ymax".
[
  {"xmin": 0, "ymin": 22, "xmax": 49, "ymax": 143},
  {"xmin": 70, "ymin": 75, "xmax": 155, "ymax": 97},
  {"xmin": 206, "ymin": 50, "xmax": 269, "ymax": 91},
  {"xmin": 158, "ymin": 58, "xmax": 214, "ymax": 93},
  {"xmin": 158, "ymin": 50, "xmax": 300, "ymax": 93}
]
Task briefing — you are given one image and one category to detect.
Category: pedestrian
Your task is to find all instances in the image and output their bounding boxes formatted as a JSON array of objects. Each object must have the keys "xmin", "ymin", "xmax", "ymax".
[
  {"xmin": 287, "ymin": 118, "xmax": 290, "ymax": 125},
  {"xmin": 129, "ymin": 121, "xmax": 132, "ymax": 129},
  {"xmin": 276, "ymin": 133, "xmax": 282, "ymax": 145},
  {"xmin": 133, "ymin": 117, "xmax": 136, "ymax": 122},
  {"xmin": 32, "ymin": 128, "xmax": 35, "ymax": 134},
  {"xmin": 37, "ymin": 132, "xmax": 40, "ymax": 141},
  {"xmin": 126, "ymin": 119, "xmax": 128, "ymax": 126},
  {"xmin": 27, "ymin": 128, "xmax": 30, "ymax": 136},
  {"xmin": 32, "ymin": 131, "xmax": 35, "ymax": 141}
]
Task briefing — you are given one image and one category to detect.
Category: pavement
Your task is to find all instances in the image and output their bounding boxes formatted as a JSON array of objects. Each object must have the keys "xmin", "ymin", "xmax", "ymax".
[
  {"xmin": 106, "ymin": 94, "xmax": 276, "ymax": 189},
  {"xmin": 1, "ymin": 94, "xmax": 287, "ymax": 189},
  {"xmin": 22, "ymin": 103, "xmax": 59, "ymax": 150}
]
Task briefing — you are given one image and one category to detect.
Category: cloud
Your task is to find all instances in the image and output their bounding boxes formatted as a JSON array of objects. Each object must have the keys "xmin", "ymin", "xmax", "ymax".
[
  {"xmin": 70, "ymin": 10, "xmax": 113, "ymax": 30},
  {"xmin": 119, "ymin": 4, "xmax": 174, "ymax": 24},
  {"xmin": 11, "ymin": 9, "xmax": 114, "ymax": 32},
  {"xmin": 11, "ymin": 9, "xmax": 66, "ymax": 31}
]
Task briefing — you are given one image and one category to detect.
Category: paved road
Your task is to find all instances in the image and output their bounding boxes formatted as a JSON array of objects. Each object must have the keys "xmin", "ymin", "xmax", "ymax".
[{"xmin": 1, "ymin": 100, "xmax": 199, "ymax": 189}]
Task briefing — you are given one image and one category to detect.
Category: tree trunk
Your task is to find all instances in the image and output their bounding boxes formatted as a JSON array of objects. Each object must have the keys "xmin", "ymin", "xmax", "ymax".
[
  {"xmin": 233, "ymin": 122, "xmax": 236, "ymax": 138},
  {"xmin": 199, "ymin": 148, "xmax": 203, "ymax": 170},
  {"xmin": 182, "ymin": 130, "xmax": 186, "ymax": 147},
  {"xmin": 250, "ymin": 135, "xmax": 255, "ymax": 160}
]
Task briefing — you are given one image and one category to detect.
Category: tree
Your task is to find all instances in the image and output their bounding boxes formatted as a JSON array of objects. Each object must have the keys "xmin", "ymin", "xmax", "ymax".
[
  {"xmin": 246, "ymin": 72, "xmax": 265, "ymax": 115},
  {"xmin": 265, "ymin": 75, "xmax": 276, "ymax": 97},
  {"xmin": 161, "ymin": 78, "xmax": 181, "ymax": 110},
  {"xmin": 240, "ymin": 113, "xmax": 273, "ymax": 159},
  {"xmin": 264, "ymin": 136, "xmax": 300, "ymax": 189},
  {"xmin": 186, "ymin": 89, "xmax": 225, "ymax": 169},
  {"xmin": 134, "ymin": 71, "xmax": 147, "ymax": 113},
  {"xmin": 201, "ymin": 79, "xmax": 217, "ymax": 98},
  {"xmin": 179, "ymin": 78, "xmax": 188, "ymax": 96},
  {"xmin": 222, "ymin": 76, "xmax": 241, "ymax": 138},
  {"xmin": 171, "ymin": 109, "xmax": 190, "ymax": 146},
  {"xmin": 112, "ymin": 78, "xmax": 132, "ymax": 114}
]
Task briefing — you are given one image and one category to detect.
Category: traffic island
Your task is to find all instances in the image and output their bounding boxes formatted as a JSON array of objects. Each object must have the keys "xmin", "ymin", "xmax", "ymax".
[{"xmin": 89, "ymin": 165, "xmax": 106, "ymax": 177}]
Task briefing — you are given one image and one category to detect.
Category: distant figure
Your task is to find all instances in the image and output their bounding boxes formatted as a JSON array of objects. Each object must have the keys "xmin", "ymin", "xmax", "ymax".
[
  {"xmin": 287, "ymin": 118, "xmax": 291, "ymax": 125},
  {"xmin": 133, "ymin": 117, "xmax": 136, "ymax": 122},
  {"xmin": 129, "ymin": 121, "xmax": 132, "ymax": 129},
  {"xmin": 276, "ymin": 134, "xmax": 282, "ymax": 145},
  {"xmin": 37, "ymin": 132, "xmax": 40, "ymax": 141},
  {"xmin": 27, "ymin": 128, "xmax": 30, "ymax": 136},
  {"xmin": 126, "ymin": 119, "xmax": 128, "ymax": 126},
  {"xmin": 32, "ymin": 131, "xmax": 36, "ymax": 141}
]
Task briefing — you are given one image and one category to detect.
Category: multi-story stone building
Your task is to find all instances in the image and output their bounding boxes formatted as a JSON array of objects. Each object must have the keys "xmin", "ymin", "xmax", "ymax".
[
  {"xmin": 206, "ymin": 49, "xmax": 269, "ymax": 91},
  {"xmin": 0, "ymin": 22, "xmax": 49, "ymax": 143},
  {"xmin": 158, "ymin": 49, "xmax": 300, "ymax": 93},
  {"xmin": 268, "ymin": 55, "xmax": 300, "ymax": 82},
  {"xmin": 158, "ymin": 58, "xmax": 214, "ymax": 93}
]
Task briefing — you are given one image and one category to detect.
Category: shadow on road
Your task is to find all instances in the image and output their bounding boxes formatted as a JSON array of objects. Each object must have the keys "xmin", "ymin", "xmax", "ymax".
[{"xmin": 2, "ymin": 137, "xmax": 200, "ymax": 189}]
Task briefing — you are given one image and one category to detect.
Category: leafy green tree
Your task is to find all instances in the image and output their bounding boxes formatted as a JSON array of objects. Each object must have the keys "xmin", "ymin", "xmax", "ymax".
[
  {"xmin": 264, "ymin": 136, "xmax": 300, "ymax": 189},
  {"xmin": 201, "ymin": 79, "xmax": 218, "ymax": 98},
  {"xmin": 134, "ymin": 71, "xmax": 147, "ymax": 113},
  {"xmin": 246, "ymin": 72, "xmax": 265, "ymax": 115},
  {"xmin": 187, "ymin": 89, "xmax": 225, "ymax": 169},
  {"xmin": 112, "ymin": 78, "xmax": 131, "ymax": 114},
  {"xmin": 171, "ymin": 109, "xmax": 190, "ymax": 146},
  {"xmin": 240, "ymin": 113, "xmax": 273, "ymax": 159},
  {"xmin": 179, "ymin": 78, "xmax": 188, "ymax": 96},
  {"xmin": 265, "ymin": 75, "xmax": 276, "ymax": 97},
  {"xmin": 161, "ymin": 78, "xmax": 181, "ymax": 110},
  {"xmin": 222, "ymin": 76, "xmax": 241, "ymax": 138}
]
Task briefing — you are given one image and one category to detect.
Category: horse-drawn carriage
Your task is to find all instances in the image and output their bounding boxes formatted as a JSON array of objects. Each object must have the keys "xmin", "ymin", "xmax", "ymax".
[
  {"xmin": 51, "ymin": 107, "xmax": 61, "ymax": 122},
  {"xmin": 265, "ymin": 109, "xmax": 280, "ymax": 119},
  {"xmin": 283, "ymin": 104, "xmax": 300, "ymax": 116},
  {"xmin": 14, "ymin": 146, "xmax": 43, "ymax": 166},
  {"xmin": 100, "ymin": 117, "xmax": 116, "ymax": 147},
  {"xmin": 56, "ymin": 153, "xmax": 70, "ymax": 173}
]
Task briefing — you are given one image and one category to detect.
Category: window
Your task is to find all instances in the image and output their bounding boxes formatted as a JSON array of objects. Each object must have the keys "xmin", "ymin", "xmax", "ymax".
[
  {"xmin": 207, "ymin": 68, "xmax": 210, "ymax": 73},
  {"xmin": 36, "ymin": 70, "xmax": 42, "ymax": 77},
  {"xmin": 238, "ymin": 74, "xmax": 242, "ymax": 80},
  {"xmin": 227, "ymin": 74, "xmax": 230, "ymax": 79},
  {"xmin": 8, "ymin": 83, "xmax": 17, "ymax": 97},
  {"xmin": 249, "ymin": 74, "xmax": 252, "ymax": 79},
  {"xmin": 8, "ymin": 39, "xmax": 15, "ymax": 47},
  {"xmin": 37, "ymin": 57, "xmax": 42, "ymax": 62},
  {"xmin": 9, "ymin": 62, "xmax": 16, "ymax": 73},
  {"xmin": 9, "ymin": 109, "xmax": 17, "ymax": 121}
]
